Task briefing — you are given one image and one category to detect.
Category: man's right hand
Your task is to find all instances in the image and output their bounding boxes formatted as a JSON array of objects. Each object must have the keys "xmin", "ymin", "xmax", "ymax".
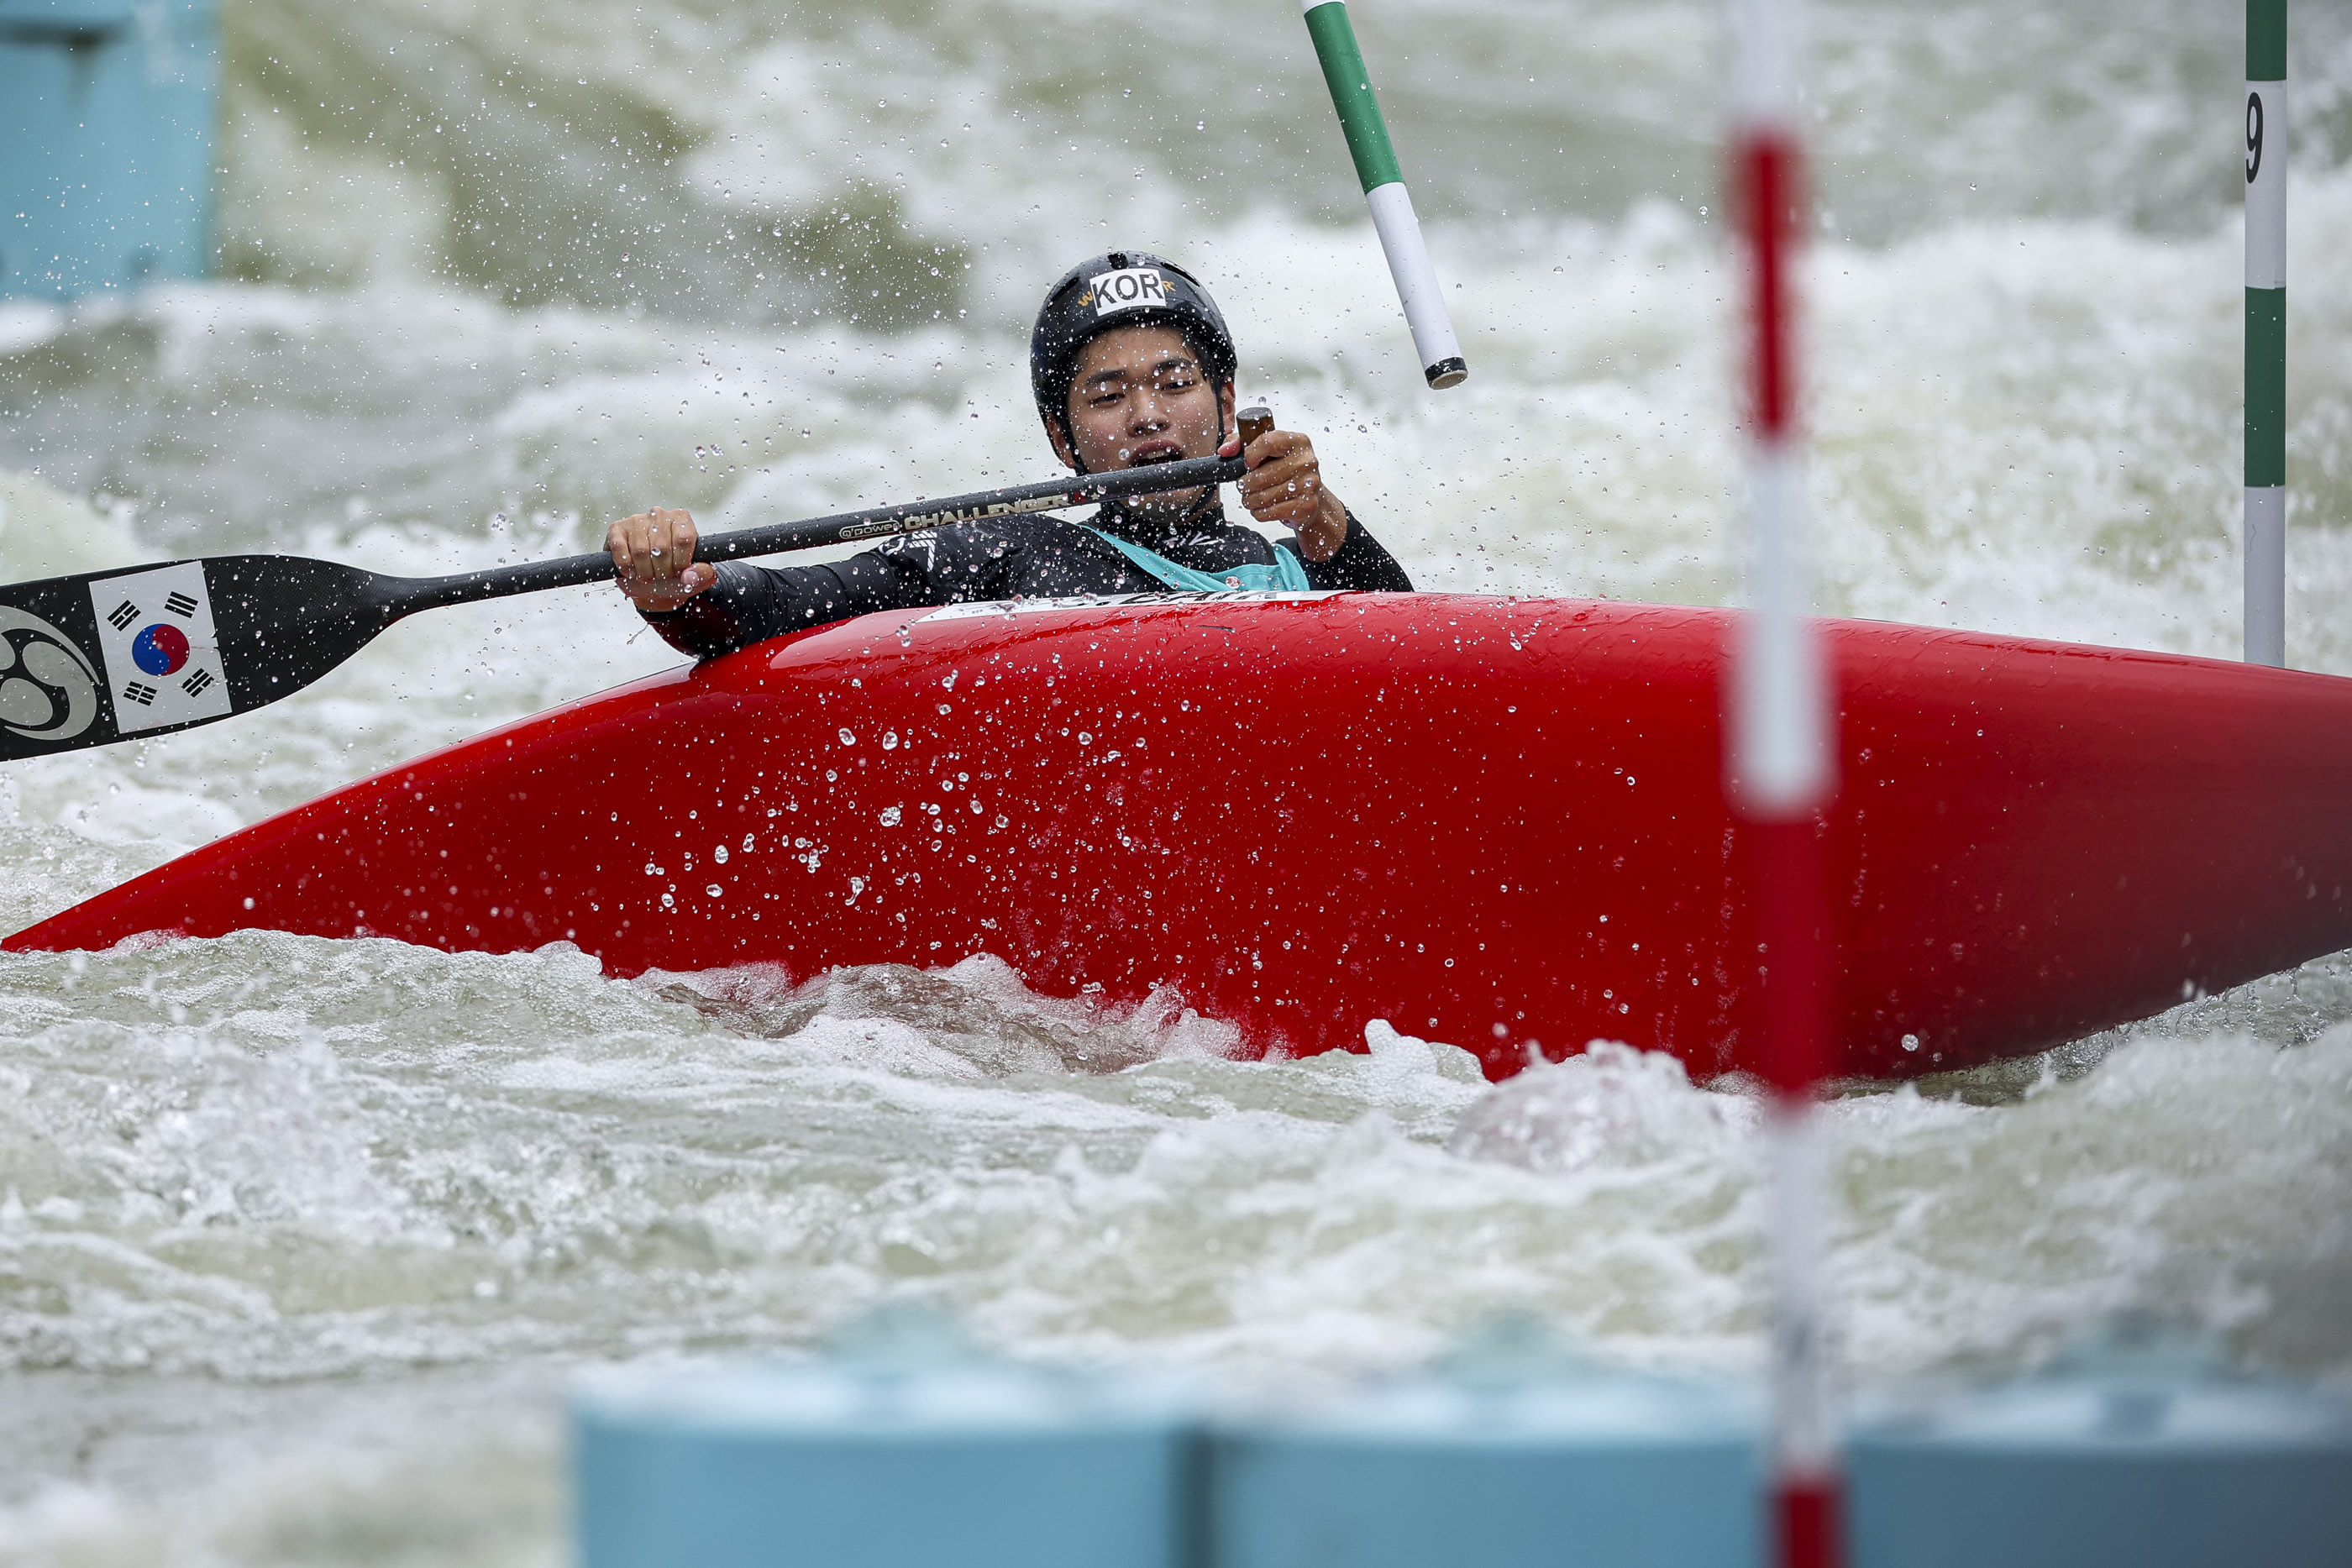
[{"xmin": 607, "ymin": 507, "xmax": 717, "ymax": 613}]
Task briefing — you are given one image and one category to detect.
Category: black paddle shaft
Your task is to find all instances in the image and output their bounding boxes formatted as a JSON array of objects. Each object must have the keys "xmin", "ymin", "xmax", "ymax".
[{"xmin": 0, "ymin": 454, "xmax": 1242, "ymax": 761}]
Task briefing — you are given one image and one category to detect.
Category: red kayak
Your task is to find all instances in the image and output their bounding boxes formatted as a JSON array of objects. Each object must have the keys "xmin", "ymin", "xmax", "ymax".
[{"xmin": 10, "ymin": 592, "xmax": 2349, "ymax": 1082}]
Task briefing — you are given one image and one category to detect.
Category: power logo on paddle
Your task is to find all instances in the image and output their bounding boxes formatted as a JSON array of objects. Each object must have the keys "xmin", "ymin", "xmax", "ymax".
[
  {"xmin": 87, "ymin": 563, "xmax": 232, "ymax": 733},
  {"xmin": 1084, "ymin": 267, "xmax": 1168, "ymax": 317}
]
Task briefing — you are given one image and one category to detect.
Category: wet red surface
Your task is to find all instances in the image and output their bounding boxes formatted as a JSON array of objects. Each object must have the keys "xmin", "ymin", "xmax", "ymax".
[{"xmin": 13, "ymin": 592, "xmax": 2351, "ymax": 1082}]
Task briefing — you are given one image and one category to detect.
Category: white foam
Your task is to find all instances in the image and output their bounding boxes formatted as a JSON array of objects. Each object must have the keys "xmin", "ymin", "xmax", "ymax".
[{"xmin": 0, "ymin": 470, "xmax": 153, "ymax": 584}]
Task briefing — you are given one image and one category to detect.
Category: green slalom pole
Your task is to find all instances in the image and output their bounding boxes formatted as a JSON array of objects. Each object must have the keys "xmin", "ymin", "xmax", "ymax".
[
  {"xmin": 2245, "ymin": 0, "xmax": 2286, "ymax": 666},
  {"xmin": 1299, "ymin": 0, "xmax": 1467, "ymax": 389}
]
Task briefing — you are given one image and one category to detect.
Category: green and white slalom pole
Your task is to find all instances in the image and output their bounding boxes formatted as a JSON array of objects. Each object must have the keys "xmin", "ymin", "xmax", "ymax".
[
  {"xmin": 1299, "ymin": 0, "xmax": 1467, "ymax": 389},
  {"xmin": 2245, "ymin": 0, "xmax": 2287, "ymax": 667}
]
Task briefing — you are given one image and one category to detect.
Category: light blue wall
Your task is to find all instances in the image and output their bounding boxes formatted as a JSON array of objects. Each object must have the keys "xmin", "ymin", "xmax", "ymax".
[{"xmin": 1, "ymin": 0, "xmax": 218, "ymax": 298}]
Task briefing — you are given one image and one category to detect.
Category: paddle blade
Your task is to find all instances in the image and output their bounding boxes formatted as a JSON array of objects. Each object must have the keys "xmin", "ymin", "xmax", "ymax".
[{"xmin": 0, "ymin": 555, "xmax": 400, "ymax": 760}]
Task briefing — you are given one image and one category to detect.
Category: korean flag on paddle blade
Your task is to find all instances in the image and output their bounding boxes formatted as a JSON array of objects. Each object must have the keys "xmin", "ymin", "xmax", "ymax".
[{"xmin": 88, "ymin": 563, "xmax": 232, "ymax": 734}]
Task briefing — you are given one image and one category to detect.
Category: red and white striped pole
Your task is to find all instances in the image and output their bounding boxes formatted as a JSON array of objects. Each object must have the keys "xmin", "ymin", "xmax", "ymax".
[{"xmin": 1725, "ymin": 0, "xmax": 1840, "ymax": 1565}]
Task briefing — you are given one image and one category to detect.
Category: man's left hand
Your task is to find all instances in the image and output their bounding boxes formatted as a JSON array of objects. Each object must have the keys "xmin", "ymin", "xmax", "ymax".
[{"xmin": 1223, "ymin": 427, "xmax": 1350, "ymax": 563}]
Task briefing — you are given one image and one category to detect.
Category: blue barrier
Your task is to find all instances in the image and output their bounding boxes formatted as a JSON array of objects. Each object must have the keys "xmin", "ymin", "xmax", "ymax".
[
  {"xmin": 1210, "ymin": 1344, "xmax": 1764, "ymax": 1568},
  {"xmin": 1847, "ymin": 1324, "xmax": 2352, "ymax": 1567},
  {"xmin": 575, "ymin": 1314, "xmax": 2352, "ymax": 1568},
  {"xmin": 0, "ymin": 0, "xmax": 218, "ymax": 299},
  {"xmin": 571, "ymin": 1314, "xmax": 1198, "ymax": 1568}
]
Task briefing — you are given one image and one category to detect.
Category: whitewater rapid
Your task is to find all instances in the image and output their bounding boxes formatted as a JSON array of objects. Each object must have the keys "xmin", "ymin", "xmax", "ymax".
[{"xmin": 3, "ymin": 0, "xmax": 2351, "ymax": 1560}]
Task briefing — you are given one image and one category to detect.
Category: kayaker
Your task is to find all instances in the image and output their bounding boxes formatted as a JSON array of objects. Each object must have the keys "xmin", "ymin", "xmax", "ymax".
[{"xmin": 606, "ymin": 251, "xmax": 1413, "ymax": 653}]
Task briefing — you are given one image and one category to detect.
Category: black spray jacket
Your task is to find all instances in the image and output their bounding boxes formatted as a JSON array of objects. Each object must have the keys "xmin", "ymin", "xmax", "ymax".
[{"xmin": 639, "ymin": 501, "xmax": 1412, "ymax": 659}]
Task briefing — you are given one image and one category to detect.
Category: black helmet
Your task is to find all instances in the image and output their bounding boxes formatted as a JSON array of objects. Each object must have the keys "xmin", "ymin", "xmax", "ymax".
[{"xmin": 1028, "ymin": 251, "xmax": 1238, "ymax": 441}]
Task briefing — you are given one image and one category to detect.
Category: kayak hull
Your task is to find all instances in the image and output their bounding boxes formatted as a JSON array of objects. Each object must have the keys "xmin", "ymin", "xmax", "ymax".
[{"xmin": 10, "ymin": 592, "xmax": 2350, "ymax": 1082}]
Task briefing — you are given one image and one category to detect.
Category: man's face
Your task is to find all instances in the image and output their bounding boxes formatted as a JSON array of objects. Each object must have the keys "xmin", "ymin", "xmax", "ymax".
[{"xmin": 1052, "ymin": 324, "xmax": 1236, "ymax": 515}]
